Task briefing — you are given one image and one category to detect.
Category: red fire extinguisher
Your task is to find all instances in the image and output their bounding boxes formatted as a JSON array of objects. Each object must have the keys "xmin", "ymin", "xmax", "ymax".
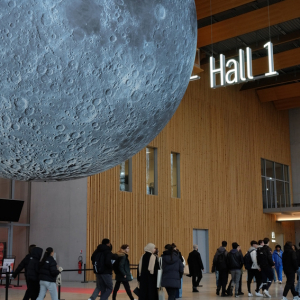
[{"xmin": 78, "ymin": 256, "xmax": 83, "ymax": 274}]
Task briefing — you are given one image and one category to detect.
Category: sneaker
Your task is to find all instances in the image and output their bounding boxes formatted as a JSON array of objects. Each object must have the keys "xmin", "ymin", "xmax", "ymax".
[
  {"xmin": 293, "ymin": 297, "xmax": 299, "ymax": 300},
  {"xmin": 235, "ymin": 295, "xmax": 239, "ymax": 298},
  {"xmin": 263, "ymin": 290, "xmax": 271, "ymax": 298},
  {"xmin": 216, "ymin": 288, "xmax": 220, "ymax": 295},
  {"xmin": 238, "ymin": 292, "xmax": 244, "ymax": 295},
  {"xmin": 193, "ymin": 288, "xmax": 199, "ymax": 292},
  {"xmin": 279, "ymin": 281, "xmax": 282, "ymax": 284},
  {"xmin": 282, "ymin": 297, "xmax": 288, "ymax": 300},
  {"xmin": 255, "ymin": 292, "xmax": 264, "ymax": 297},
  {"xmin": 248, "ymin": 293, "xmax": 253, "ymax": 297}
]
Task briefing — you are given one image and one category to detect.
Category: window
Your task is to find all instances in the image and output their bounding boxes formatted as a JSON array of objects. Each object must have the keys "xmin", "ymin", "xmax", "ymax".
[
  {"xmin": 261, "ymin": 159, "xmax": 291, "ymax": 209},
  {"xmin": 171, "ymin": 152, "xmax": 180, "ymax": 198},
  {"xmin": 119, "ymin": 158, "xmax": 132, "ymax": 192},
  {"xmin": 146, "ymin": 147, "xmax": 157, "ymax": 195}
]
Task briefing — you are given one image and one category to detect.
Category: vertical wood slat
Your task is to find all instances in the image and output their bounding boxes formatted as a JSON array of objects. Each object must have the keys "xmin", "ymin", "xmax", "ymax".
[{"xmin": 86, "ymin": 66, "xmax": 294, "ymax": 280}]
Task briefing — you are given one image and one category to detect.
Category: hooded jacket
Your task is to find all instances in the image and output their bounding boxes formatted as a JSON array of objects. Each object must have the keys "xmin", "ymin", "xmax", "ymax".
[
  {"xmin": 282, "ymin": 244, "xmax": 298, "ymax": 274},
  {"xmin": 161, "ymin": 250, "xmax": 184, "ymax": 289},
  {"xmin": 39, "ymin": 255, "xmax": 60, "ymax": 282},
  {"xmin": 12, "ymin": 253, "xmax": 31, "ymax": 279},
  {"xmin": 227, "ymin": 249, "xmax": 243, "ymax": 270},
  {"xmin": 247, "ymin": 246, "xmax": 259, "ymax": 269},
  {"xmin": 257, "ymin": 245, "xmax": 274, "ymax": 268},
  {"xmin": 26, "ymin": 247, "xmax": 43, "ymax": 282},
  {"xmin": 212, "ymin": 246, "xmax": 228, "ymax": 271},
  {"xmin": 91, "ymin": 244, "xmax": 119, "ymax": 275}
]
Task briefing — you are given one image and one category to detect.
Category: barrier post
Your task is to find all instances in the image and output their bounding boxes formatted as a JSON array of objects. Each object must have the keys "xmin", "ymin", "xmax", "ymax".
[
  {"xmin": 13, "ymin": 272, "xmax": 22, "ymax": 287},
  {"xmin": 81, "ymin": 264, "xmax": 88, "ymax": 283},
  {"xmin": 5, "ymin": 271, "xmax": 9, "ymax": 300}
]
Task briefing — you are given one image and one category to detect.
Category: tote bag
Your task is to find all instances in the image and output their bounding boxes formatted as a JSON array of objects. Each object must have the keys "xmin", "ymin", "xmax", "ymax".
[
  {"xmin": 158, "ymin": 287, "xmax": 165, "ymax": 300},
  {"xmin": 157, "ymin": 257, "xmax": 163, "ymax": 288}
]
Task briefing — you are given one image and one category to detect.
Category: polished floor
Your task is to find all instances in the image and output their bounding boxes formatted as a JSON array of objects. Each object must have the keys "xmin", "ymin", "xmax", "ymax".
[{"xmin": 0, "ymin": 273, "xmax": 293, "ymax": 300}]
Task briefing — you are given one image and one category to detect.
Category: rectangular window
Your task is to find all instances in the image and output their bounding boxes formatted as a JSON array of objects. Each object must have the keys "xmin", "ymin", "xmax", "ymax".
[
  {"xmin": 120, "ymin": 158, "xmax": 132, "ymax": 192},
  {"xmin": 171, "ymin": 152, "xmax": 181, "ymax": 198},
  {"xmin": 146, "ymin": 147, "xmax": 157, "ymax": 195},
  {"xmin": 261, "ymin": 158, "xmax": 291, "ymax": 209}
]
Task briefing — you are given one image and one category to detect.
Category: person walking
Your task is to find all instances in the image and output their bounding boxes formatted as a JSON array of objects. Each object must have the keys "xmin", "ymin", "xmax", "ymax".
[
  {"xmin": 12, "ymin": 244, "xmax": 37, "ymax": 300},
  {"xmin": 89, "ymin": 238, "xmax": 118, "ymax": 300},
  {"xmin": 227, "ymin": 243, "xmax": 244, "ymax": 298},
  {"xmin": 137, "ymin": 243, "xmax": 160, "ymax": 300},
  {"xmin": 246, "ymin": 240, "xmax": 263, "ymax": 297},
  {"xmin": 187, "ymin": 244, "xmax": 204, "ymax": 292},
  {"xmin": 161, "ymin": 244, "xmax": 184, "ymax": 300},
  {"xmin": 36, "ymin": 247, "xmax": 62, "ymax": 300},
  {"xmin": 172, "ymin": 243, "xmax": 185, "ymax": 299},
  {"xmin": 257, "ymin": 238, "xmax": 275, "ymax": 298},
  {"xmin": 282, "ymin": 241, "xmax": 299, "ymax": 300},
  {"xmin": 272, "ymin": 245, "xmax": 283, "ymax": 284},
  {"xmin": 112, "ymin": 244, "xmax": 136, "ymax": 300},
  {"xmin": 212, "ymin": 241, "xmax": 228, "ymax": 297},
  {"xmin": 295, "ymin": 243, "xmax": 300, "ymax": 296}
]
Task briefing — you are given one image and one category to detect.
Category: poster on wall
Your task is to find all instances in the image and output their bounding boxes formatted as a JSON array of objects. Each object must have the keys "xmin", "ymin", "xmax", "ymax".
[
  {"xmin": 0, "ymin": 242, "xmax": 6, "ymax": 269},
  {"xmin": 1, "ymin": 258, "xmax": 14, "ymax": 277}
]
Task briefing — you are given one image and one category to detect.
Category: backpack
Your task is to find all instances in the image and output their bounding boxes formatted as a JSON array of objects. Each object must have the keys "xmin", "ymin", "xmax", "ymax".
[
  {"xmin": 244, "ymin": 249, "xmax": 255, "ymax": 270},
  {"xmin": 216, "ymin": 252, "xmax": 227, "ymax": 270},
  {"xmin": 92, "ymin": 251, "xmax": 105, "ymax": 274},
  {"xmin": 256, "ymin": 247, "xmax": 268, "ymax": 268}
]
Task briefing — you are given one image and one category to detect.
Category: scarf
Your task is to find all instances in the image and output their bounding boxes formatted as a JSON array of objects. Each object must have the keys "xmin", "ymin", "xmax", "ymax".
[{"xmin": 139, "ymin": 243, "xmax": 156, "ymax": 275}]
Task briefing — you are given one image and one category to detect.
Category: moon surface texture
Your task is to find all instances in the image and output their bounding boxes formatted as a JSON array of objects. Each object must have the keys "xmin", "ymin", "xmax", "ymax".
[{"xmin": 0, "ymin": 0, "xmax": 197, "ymax": 181}]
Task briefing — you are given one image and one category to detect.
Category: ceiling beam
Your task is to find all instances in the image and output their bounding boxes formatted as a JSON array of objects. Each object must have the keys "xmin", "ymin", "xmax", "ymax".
[
  {"xmin": 252, "ymin": 47, "xmax": 300, "ymax": 76},
  {"xmin": 273, "ymin": 97, "xmax": 300, "ymax": 110},
  {"xmin": 201, "ymin": 29, "xmax": 300, "ymax": 65},
  {"xmin": 195, "ymin": 0, "xmax": 255, "ymax": 20},
  {"xmin": 240, "ymin": 72, "xmax": 300, "ymax": 91},
  {"xmin": 256, "ymin": 82, "xmax": 300, "ymax": 102},
  {"xmin": 197, "ymin": 0, "xmax": 300, "ymax": 48}
]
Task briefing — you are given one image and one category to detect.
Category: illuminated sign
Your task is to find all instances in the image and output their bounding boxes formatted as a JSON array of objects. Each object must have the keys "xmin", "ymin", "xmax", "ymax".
[{"xmin": 210, "ymin": 42, "xmax": 278, "ymax": 88}]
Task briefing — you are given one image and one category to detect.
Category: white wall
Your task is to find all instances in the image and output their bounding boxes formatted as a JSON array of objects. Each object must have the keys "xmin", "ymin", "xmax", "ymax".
[{"xmin": 30, "ymin": 179, "xmax": 87, "ymax": 281}]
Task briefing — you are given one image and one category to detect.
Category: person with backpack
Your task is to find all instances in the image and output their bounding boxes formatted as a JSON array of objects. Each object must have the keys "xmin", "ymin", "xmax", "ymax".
[
  {"xmin": 12, "ymin": 244, "xmax": 36, "ymax": 300},
  {"xmin": 256, "ymin": 238, "xmax": 275, "ymax": 298},
  {"xmin": 212, "ymin": 241, "xmax": 228, "ymax": 297},
  {"xmin": 272, "ymin": 245, "xmax": 283, "ymax": 284},
  {"xmin": 282, "ymin": 241, "xmax": 299, "ymax": 300},
  {"xmin": 187, "ymin": 244, "xmax": 204, "ymax": 292},
  {"xmin": 112, "ymin": 244, "xmax": 136, "ymax": 300},
  {"xmin": 36, "ymin": 247, "xmax": 62, "ymax": 300},
  {"xmin": 227, "ymin": 243, "xmax": 244, "ymax": 298},
  {"xmin": 245, "ymin": 240, "xmax": 263, "ymax": 297},
  {"xmin": 89, "ymin": 238, "xmax": 119, "ymax": 300}
]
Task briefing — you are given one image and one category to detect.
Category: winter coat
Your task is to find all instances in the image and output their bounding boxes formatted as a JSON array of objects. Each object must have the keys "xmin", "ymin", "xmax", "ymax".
[
  {"xmin": 227, "ymin": 249, "xmax": 244, "ymax": 270},
  {"xmin": 39, "ymin": 255, "xmax": 60, "ymax": 282},
  {"xmin": 272, "ymin": 250, "xmax": 283, "ymax": 267},
  {"xmin": 26, "ymin": 247, "xmax": 43, "ymax": 282},
  {"xmin": 187, "ymin": 250, "xmax": 204, "ymax": 276},
  {"xmin": 282, "ymin": 244, "xmax": 298, "ymax": 274},
  {"xmin": 137, "ymin": 252, "xmax": 159, "ymax": 300},
  {"xmin": 161, "ymin": 250, "xmax": 184, "ymax": 289},
  {"xmin": 257, "ymin": 245, "xmax": 274, "ymax": 268},
  {"xmin": 248, "ymin": 246, "xmax": 259, "ymax": 269},
  {"xmin": 115, "ymin": 253, "xmax": 132, "ymax": 282},
  {"xmin": 212, "ymin": 247, "xmax": 228, "ymax": 271},
  {"xmin": 91, "ymin": 244, "xmax": 119, "ymax": 275},
  {"xmin": 12, "ymin": 253, "xmax": 31, "ymax": 279}
]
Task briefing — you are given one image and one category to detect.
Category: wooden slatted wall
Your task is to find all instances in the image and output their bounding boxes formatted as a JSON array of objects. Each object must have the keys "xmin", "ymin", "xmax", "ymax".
[{"xmin": 86, "ymin": 67, "xmax": 294, "ymax": 280}]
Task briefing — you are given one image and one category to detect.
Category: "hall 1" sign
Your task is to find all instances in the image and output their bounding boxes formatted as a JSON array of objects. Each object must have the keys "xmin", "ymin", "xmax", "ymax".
[{"xmin": 210, "ymin": 42, "xmax": 278, "ymax": 88}]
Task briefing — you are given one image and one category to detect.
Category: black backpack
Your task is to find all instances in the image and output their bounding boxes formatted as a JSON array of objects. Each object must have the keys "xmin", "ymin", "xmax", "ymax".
[
  {"xmin": 244, "ymin": 249, "xmax": 255, "ymax": 270},
  {"xmin": 216, "ymin": 252, "xmax": 227, "ymax": 270},
  {"xmin": 92, "ymin": 251, "xmax": 105, "ymax": 274}
]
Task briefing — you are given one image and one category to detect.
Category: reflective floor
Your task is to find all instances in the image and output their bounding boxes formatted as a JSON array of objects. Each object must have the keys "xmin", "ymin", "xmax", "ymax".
[{"xmin": 0, "ymin": 273, "xmax": 290, "ymax": 300}]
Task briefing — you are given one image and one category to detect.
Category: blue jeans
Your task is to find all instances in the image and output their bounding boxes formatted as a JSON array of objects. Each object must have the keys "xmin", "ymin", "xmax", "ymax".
[
  {"xmin": 216, "ymin": 270, "xmax": 219, "ymax": 287},
  {"xmin": 36, "ymin": 281, "xmax": 58, "ymax": 300},
  {"xmin": 296, "ymin": 267, "xmax": 300, "ymax": 294},
  {"xmin": 275, "ymin": 265, "xmax": 283, "ymax": 282}
]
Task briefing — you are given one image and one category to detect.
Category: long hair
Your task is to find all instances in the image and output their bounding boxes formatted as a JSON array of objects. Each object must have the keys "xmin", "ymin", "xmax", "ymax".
[
  {"xmin": 165, "ymin": 244, "xmax": 175, "ymax": 261},
  {"xmin": 40, "ymin": 247, "xmax": 53, "ymax": 266}
]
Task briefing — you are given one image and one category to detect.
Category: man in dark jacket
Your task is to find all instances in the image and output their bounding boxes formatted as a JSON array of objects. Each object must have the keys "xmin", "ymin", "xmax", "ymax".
[
  {"xmin": 187, "ymin": 244, "xmax": 204, "ymax": 292},
  {"xmin": 282, "ymin": 241, "xmax": 299, "ymax": 300},
  {"xmin": 26, "ymin": 247, "xmax": 43, "ymax": 300},
  {"xmin": 12, "ymin": 244, "xmax": 36, "ymax": 300},
  {"xmin": 212, "ymin": 241, "xmax": 228, "ymax": 297},
  {"xmin": 227, "ymin": 243, "xmax": 243, "ymax": 297},
  {"xmin": 89, "ymin": 238, "xmax": 119, "ymax": 300},
  {"xmin": 257, "ymin": 237, "xmax": 275, "ymax": 298}
]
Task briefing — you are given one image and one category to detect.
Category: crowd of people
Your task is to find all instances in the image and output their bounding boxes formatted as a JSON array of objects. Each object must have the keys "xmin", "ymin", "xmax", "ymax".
[
  {"xmin": 212, "ymin": 238, "xmax": 300, "ymax": 300},
  {"xmin": 11, "ymin": 244, "xmax": 63, "ymax": 300}
]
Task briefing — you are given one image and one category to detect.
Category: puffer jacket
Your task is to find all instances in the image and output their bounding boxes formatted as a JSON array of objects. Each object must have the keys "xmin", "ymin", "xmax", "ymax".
[
  {"xmin": 161, "ymin": 250, "xmax": 184, "ymax": 289},
  {"xmin": 115, "ymin": 252, "xmax": 132, "ymax": 282},
  {"xmin": 282, "ymin": 244, "xmax": 298, "ymax": 274},
  {"xmin": 26, "ymin": 247, "xmax": 43, "ymax": 281},
  {"xmin": 39, "ymin": 255, "xmax": 60, "ymax": 282},
  {"xmin": 12, "ymin": 253, "xmax": 31, "ymax": 279}
]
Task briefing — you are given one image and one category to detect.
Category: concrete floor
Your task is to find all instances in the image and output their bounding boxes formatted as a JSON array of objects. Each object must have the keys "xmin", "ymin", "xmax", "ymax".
[{"xmin": 0, "ymin": 273, "xmax": 290, "ymax": 300}]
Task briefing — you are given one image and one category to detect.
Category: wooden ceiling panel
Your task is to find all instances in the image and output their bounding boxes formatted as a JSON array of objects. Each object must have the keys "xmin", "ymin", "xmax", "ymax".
[
  {"xmin": 197, "ymin": 0, "xmax": 300, "ymax": 48},
  {"xmin": 256, "ymin": 82, "xmax": 300, "ymax": 102},
  {"xmin": 273, "ymin": 97, "xmax": 300, "ymax": 110},
  {"xmin": 195, "ymin": 0, "xmax": 255, "ymax": 20}
]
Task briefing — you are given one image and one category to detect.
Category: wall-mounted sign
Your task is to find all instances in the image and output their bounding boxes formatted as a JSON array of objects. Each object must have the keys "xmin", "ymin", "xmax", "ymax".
[{"xmin": 210, "ymin": 42, "xmax": 278, "ymax": 88}]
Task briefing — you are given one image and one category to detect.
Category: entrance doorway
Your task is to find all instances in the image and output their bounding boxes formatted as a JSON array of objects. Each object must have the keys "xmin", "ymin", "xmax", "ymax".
[{"xmin": 193, "ymin": 229, "xmax": 209, "ymax": 273}]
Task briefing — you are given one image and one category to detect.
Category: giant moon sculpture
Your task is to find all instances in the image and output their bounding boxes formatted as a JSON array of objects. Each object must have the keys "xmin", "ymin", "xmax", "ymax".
[{"xmin": 0, "ymin": 0, "xmax": 197, "ymax": 181}]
